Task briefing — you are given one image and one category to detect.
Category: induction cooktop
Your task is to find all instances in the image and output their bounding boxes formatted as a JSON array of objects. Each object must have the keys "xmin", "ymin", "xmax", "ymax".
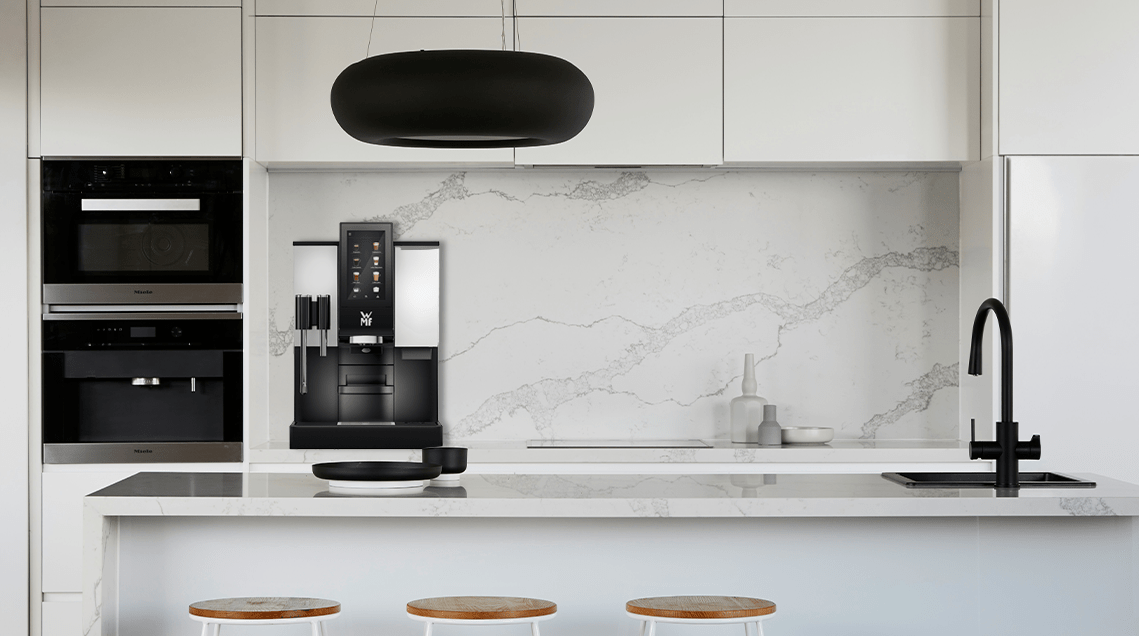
[{"xmin": 526, "ymin": 440, "xmax": 711, "ymax": 448}]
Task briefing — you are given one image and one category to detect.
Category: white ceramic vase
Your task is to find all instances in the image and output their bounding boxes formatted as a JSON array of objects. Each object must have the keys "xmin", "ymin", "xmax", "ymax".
[{"xmin": 729, "ymin": 353, "xmax": 768, "ymax": 443}]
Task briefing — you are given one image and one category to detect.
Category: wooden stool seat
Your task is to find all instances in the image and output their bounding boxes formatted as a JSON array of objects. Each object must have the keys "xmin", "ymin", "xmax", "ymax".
[
  {"xmin": 190, "ymin": 597, "xmax": 341, "ymax": 621},
  {"xmin": 626, "ymin": 596, "xmax": 776, "ymax": 636},
  {"xmin": 627, "ymin": 596, "xmax": 775, "ymax": 620},
  {"xmin": 407, "ymin": 596, "xmax": 557, "ymax": 620}
]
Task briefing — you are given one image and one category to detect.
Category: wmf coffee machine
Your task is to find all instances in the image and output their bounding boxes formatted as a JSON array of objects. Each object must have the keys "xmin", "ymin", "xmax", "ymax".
[{"xmin": 289, "ymin": 222, "xmax": 443, "ymax": 448}]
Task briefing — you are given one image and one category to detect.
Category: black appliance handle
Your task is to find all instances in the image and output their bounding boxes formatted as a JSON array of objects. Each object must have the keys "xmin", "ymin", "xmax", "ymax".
[{"xmin": 338, "ymin": 385, "xmax": 394, "ymax": 395}]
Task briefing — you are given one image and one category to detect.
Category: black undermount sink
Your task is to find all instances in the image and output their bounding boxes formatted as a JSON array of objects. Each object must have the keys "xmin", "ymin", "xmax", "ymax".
[{"xmin": 882, "ymin": 472, "xmax": 1096, "ymax": 488}]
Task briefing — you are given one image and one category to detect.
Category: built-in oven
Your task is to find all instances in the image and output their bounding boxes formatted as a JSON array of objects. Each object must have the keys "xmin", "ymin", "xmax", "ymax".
[
  {"xmin": 42, "ymin": 314, "xmax": 243, "ymax": 463},
  {"xmin": 42, "ymin": 159, "xmax": 242, "ymax": 306}
]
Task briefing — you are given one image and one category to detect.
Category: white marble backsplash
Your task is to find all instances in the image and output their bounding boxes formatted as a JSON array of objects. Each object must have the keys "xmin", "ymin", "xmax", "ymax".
[{"xmin": 265, "ymin": 170, "xmax": 959, "ymax": 443}]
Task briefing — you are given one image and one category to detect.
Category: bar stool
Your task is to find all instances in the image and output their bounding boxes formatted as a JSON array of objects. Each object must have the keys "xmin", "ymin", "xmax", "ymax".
[
  {"xmin": 188, "ymin": 597, "xmax": 341, "ymax": 636},
  {"xmin": 626, "ymin": 596, "xmax": 776, "ymax": 636},
  {"xmin": 407, "ymin": 596, "xmax": 557, "ymax": 636}
]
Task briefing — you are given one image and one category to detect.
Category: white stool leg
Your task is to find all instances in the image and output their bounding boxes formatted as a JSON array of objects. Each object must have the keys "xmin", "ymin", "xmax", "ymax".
[
  {"xmin": 646, "ymin": 620, "xmax": 656, "ymax": 636},
  {"xmin": 199, "ymin": 622, "xmax": 210, "ymax": 636},
  {"xmin": 744, "ymin": 621, "xmax": 758, "ymax": 636},
  {"xmin": 638, "ymin": 620, "xmax": 647, "ymax": 636},
  {"xmin": 423, "ymin": 620, "xmax": 433, "ymax": 636},
  {"xmin": 757, "ymin": 621, "xmax": 765, "ymax": 636},
  {"xmin": 310, "ymin": 618, "xmax": 321, "ymax": 636},
  {"xmin": 531, "ymin": 620, "xmax": 541, "ymax": 636},
  {"xmin": 210, "ymin": 622, "xmax": 221, "ymax": 636}
]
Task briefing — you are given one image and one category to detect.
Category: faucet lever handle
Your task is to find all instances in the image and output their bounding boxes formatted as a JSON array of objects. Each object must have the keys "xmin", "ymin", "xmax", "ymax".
[{"xmin": 970, "ymin": 418, "xmax": 976, "ymax": 443}]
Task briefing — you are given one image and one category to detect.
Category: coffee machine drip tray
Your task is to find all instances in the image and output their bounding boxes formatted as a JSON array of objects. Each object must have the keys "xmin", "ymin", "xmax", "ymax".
[
  {"xmin": 290, "ymin": 421, "xmax": 442, "ymax": 449},
  {"xmin": 527, "ymin": 440, "xmax": 711, "ymax": 449}
]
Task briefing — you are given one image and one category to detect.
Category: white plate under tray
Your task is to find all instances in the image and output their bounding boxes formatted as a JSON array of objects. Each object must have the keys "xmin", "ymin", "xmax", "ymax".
[{"xmin": 328, "ymin": 479, "xmax": 427, "ymax": 495}]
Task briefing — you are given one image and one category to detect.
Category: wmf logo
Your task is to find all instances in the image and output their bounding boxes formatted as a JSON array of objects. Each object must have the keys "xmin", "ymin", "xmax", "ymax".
[{"xmin": 360, "ymin": 311, "xmax": 373, "ymax": 327}]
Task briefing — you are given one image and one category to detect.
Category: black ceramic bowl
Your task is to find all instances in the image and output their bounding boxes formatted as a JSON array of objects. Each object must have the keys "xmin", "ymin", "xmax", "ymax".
[{"xmin": 421, "ymin": 446, "xmax": 468, "ymax": 475}]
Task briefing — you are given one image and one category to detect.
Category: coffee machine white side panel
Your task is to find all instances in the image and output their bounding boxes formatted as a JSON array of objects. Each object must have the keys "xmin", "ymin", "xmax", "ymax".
[
  {"xmin": 395, "ymin": 244, "xmax": 440, "ymax": 347},
  {"xmin": 293, "ymin": 243, "xmax": 338, "ymax": 342}
]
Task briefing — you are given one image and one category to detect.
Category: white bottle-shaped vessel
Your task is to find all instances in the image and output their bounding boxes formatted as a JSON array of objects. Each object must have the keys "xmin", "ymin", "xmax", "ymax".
[{"xmin": 730, "ymin": 354, "xmax": 768, "ymax": 443}]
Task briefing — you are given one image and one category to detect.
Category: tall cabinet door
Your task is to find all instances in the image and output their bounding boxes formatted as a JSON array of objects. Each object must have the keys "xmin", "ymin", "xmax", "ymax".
[
  {"xmin": 513, "ymin": 16, "xmax": 723, "ymax": 166},
  {"xmin": 40, "ymin": 7, "xmax": 242, "ymax": 157},
  {"xmin": 1000, "ymin": 0, "xmax": 1139, "ymax": 154},
  {"xmin": 1007, "ymin": 157, "xmax": 1139, "ymax": 484},
  {"xmin": 255, "ymin": 16, "xmax": 514, "ymax": 165}
]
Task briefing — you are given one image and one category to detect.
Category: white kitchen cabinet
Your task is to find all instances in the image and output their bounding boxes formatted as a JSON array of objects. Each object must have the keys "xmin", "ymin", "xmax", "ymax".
[
  {"xmin": 42, "ymin": 471, "xmax": 136, "ymax": 593},
  {"xmin": 513, "ymin": 18, "xmax": 722, "ymax": 166},
  {"xmin": 41, "ymin": 601, "xmax": 81, "ymax": 636},
  {"xmin": 515, "ymin": 0, "xmax": 721, "ymax": 17},
  {"xmin": 724, "ymin": 0, "xmax": 979, "ymax": 17},
  {"xmin": 999, "ymin": 0, "xmax": 1139, "ymax": 155},
  {"xmin": 256, "ymin": 0, "xmax": 506, "ymax": 16},
  {"xmin": 724, "ymin": 17, "xmax": 980, "ymax": 163},
  {"xmin": 255, "ymin": 17, "xmax": 514, "ymax": 166},
  {"xmin": 1007, "ymin": 157, "xmax": 1139, "ymax": 484},
  {"xmin": 39, "ymin": 7, "xmax": 241, "ymax": 157}
]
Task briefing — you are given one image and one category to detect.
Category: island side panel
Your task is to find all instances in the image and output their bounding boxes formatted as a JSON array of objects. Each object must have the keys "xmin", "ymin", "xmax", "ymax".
[
  {"xmin": 81, "ymin": 502, "xmax": 118, "ymax": 636},
  {"xmin": 109, "ymin": 515, "xmax": 1136, "ymax": 636}
]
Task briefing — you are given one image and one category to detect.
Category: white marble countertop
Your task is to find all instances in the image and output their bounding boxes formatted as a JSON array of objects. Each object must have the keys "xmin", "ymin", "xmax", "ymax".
[
  {"xmin": 247, "ymin": 438, "xmax": 974, "ymax": 466},
  {"xmin": 84, "ymin": 471, "xmax": 1139, "ymax": 518}
]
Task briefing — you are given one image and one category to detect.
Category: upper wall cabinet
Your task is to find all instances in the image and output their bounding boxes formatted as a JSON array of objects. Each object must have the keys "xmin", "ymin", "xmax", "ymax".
[
  {"xmin": 724, "ymin": 1, "xmax": 980, "ymax": 163},
  {"xmin": 999, "ymin": 0, "xmax": 1139, "ymax": 155},
  {"xmin": 39, "ymin": 7, "xmax": 241, "ymax": 157},
  {"xmin": 255, "ymin": 3, "xmax": 514, "ymax": 166},
  {"xmin": 513, "ymin": 7, "xmax": 722, "ymax": 166}
]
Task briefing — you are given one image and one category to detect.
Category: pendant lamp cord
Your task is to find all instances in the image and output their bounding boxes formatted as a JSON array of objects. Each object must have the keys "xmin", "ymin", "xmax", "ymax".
[
  {"xmin": 365, "ymin": 0, "xmax": 379, "ymax": 58},
  {"xmin": 513, "ymin": 0, "xmax": 521, "ymax": 50},
  {"xmin": 501, "ymin": 0, "xmax": 507, "ymax": 51}
]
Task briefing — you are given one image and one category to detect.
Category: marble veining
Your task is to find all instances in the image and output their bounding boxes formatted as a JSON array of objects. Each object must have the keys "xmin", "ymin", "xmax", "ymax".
[
  {"xmin": 265, "ymin": 170, "xmax": 960, "ymax": 442},
  {"xmin": 1059, "ymin": 497, "xmax": 1117, "ymax": 516}
]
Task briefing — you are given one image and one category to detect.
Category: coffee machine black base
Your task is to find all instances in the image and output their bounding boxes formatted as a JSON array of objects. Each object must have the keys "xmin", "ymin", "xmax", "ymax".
[{"xmin": 289, "ymin": 421, "xmax": 442, "ymax": 449}]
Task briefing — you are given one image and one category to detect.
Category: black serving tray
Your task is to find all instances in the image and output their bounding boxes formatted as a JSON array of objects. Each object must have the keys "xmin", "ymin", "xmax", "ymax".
[{"xmin": 312, "ymin": 461, "xmax": 441, "ymax": 482}]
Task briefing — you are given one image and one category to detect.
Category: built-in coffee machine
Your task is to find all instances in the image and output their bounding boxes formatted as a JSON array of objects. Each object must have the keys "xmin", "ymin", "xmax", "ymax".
[{"xmin": 289, "ymin": 222, "xmax": 442, "ymax": 448}]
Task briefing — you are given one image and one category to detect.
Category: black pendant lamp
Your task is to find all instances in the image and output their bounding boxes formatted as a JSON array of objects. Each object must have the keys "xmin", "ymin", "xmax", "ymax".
[{"xmin": 330, "ymin": 49, "xmax": 595, "ymax": 148}]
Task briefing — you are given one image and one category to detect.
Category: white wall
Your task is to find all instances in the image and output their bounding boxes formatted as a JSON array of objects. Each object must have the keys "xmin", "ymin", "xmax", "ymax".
[
  {"xmin": 265, "ymin": 170, "xmax": 961, "ymax": 444},
  {"xmin": 1, "ymin": 0, "xmax": 29, "ymax": 632}
]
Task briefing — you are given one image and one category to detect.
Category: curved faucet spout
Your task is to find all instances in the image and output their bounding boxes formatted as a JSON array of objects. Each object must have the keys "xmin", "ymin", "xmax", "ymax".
[{"xmin": 967, "ymin": 298, "xmax": 1013, "ymax": 426}]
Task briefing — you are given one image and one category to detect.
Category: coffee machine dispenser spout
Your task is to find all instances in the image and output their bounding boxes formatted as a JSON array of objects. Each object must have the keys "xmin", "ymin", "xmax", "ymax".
[
  {"xmin": 295, "ymin": 295, "xmax": 311, "ymax": 394},
  {"xmin": 316, "ymin": 295, "xmax": 330, "ymax": 357}
]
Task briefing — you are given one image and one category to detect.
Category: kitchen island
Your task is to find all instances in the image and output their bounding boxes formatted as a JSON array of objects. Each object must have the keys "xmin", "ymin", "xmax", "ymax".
[{"xmin": 85, "ymin": 472, "xmax": 1139, "ymax": 636}]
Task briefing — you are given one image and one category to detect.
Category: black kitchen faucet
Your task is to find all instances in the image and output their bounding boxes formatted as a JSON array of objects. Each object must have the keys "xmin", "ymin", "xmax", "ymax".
[{"xmin": 967, "ymin": 297, "xmax": 1042, "ymax": 489}]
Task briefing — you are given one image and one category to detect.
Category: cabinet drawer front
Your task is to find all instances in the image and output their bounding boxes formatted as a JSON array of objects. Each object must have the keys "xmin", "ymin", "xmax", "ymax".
[
  {"xmin": 515, "ymin": 17, "xmax": 722, "ymax": 166},
  {"xmin": 257, "ymin": 0, "xmax": 507, "ymax": 17},
  {"xmin": 726, "ymin": 0, "xmax": 979, "ymax": 17},
  {"xmin": 999, "ymin": 0, "xmax": 1139, "ymax": 154},
  {"xmin": 40, "ymin": 8, "xmax": 241, "ymax": 157},
  {"xmin": 725, "ymin": 17, "xmax": 979, "ymax": 163}
]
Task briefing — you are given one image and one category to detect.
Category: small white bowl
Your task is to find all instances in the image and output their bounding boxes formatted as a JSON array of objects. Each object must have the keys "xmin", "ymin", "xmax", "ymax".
[{"xmin": 781, "ymin": 427, "xmax": 834, "ymax": 445}]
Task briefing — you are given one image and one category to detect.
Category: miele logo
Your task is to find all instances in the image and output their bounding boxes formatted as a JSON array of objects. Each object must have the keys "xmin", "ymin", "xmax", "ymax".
[
  {"xmin": 133, "ymin": 448, "xmax": 153, "ymax": 454},
  {"xmin": 360, "ymin": 311, "xmax": 373, "ymax": 327},
  {"xmin": 133, "ymin": 289, "xmax": 153, "ymax": 295}
]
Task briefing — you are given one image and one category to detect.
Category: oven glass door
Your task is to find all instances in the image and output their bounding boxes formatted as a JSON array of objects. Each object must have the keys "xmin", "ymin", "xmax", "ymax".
[{"xmin": 43, "ymin": 192, "xmax": 241, "ymax": 285}]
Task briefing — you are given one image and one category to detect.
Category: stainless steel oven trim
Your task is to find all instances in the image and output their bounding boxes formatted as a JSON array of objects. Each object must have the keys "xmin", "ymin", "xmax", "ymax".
[
  {"xmin": 43, "ymin": 312, "xmax": 242, "ymax": 321},
  {"xmin": 43, "ymin": 283, "xmax": 243, "ymax": 305},
  {"xmin": 43, "ymin": 442, "xmax": 242, "ymax": 464},
  {"xmin": 80, "ymin": 198, "xmax": 202, "ymax": 211}
]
